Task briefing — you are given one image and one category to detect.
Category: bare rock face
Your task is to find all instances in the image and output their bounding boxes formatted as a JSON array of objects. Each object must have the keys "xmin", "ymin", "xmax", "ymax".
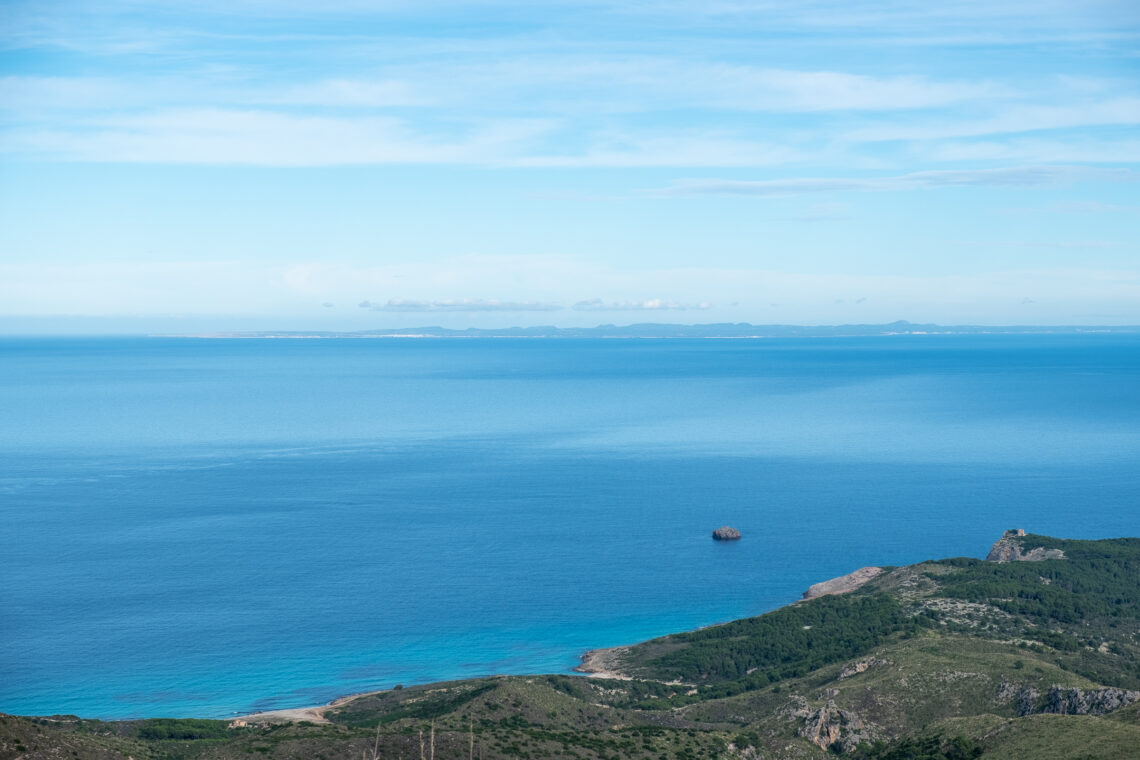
[
  {"xmin": 712, "ymin": 526, "xmax": 741, "ymax": 541},
  {"xmin": 793, "ymin": 699, "xmax": 878, "ymax": 752},
  {"xmin": 1041, "ymin": 686, "xmax": 1140, "ymax": 716},
  {"xmin": 986, "ymin": 531, "xmax": 1066, "ymax": 563},
  {"xmin": 997, "ymin": 680, "xmax": 1040, "ymax": 716},
  {"xmin": 986, "ymin": 538, "xmax": 1025, "ymax": 562},
  {"xmin": 802, "ymin": 567, "xmax": 884, "ymax": 599},
  {"xmin": 1022, "ymin": 547, "xmax": 1067, "ymax": 561},
  {"xmin": 998, "ymin": 681, "xmax": 1140, "ymax": 716},
  {"xmin": 838, "ymin": 658, "xmax": 887, "ymax": 680}
]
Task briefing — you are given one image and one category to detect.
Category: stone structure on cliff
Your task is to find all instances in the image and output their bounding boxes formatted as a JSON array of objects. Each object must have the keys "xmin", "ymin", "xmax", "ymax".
[
  {"xmin": 712, "ymin": 526, "xmax": 741, "ymax": 541},
  {"xmin": 986, "ymin": 529, "xmax": 1066, "ymax": 562}
]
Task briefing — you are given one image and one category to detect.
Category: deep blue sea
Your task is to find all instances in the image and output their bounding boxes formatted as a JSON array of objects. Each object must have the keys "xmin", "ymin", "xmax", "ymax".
[{"xmin": 2, "ymin": 335, "xmax": 1138, "ymax": 719}]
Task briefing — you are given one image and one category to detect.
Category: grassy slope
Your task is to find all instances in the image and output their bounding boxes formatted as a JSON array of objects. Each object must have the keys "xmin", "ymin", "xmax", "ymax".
[{"xmin": 5, "ymin": 534, "xmax": 1139, "ymax": 760}]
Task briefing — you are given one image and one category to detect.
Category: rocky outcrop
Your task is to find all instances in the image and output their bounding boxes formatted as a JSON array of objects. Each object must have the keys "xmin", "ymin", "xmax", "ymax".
[
  {"xmin": 802, "ymin": 566, "xmax": 883, "ymax": 599},
  {"xmin": 986, "ymin": 531, "xmax": 1065, "ymax": 563},
  {"xmin": 838, "ymin": 658, "xmax": 887, "ymax": 679},
  {"xmin": 1041, "ymin": 685, "xmax": 1140, "ymax": 715},
  {"xmin": 1021, "ymin": 546, "xmax": 1067, "ymax": 561},
  {"xmin": 783, "ymin": 697, "xmax": 879, "ymax": 752},
  {"xmin": 997, "ymin": 681, "xmax": 1040, "ymax": 716},
  {"xmin": 575, "ymin": 646, "xmax": 632, "ymax": 679},
  {"xmin": 712, "ymin": 526, "xmax": 741, "ymax": 541},
  {"xmin": 986, "ymin": 538, "xmax": 1024, "ymax": 562},
  {"xmin": 998, "ymin": 681, "xmax": 1140, "ymax": 716}
]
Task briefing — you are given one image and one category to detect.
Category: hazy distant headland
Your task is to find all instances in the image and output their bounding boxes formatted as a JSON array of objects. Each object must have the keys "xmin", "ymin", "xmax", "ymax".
[{"xmin": 187, "ymin": 320, "xmax": 1140, "ymax": 339}]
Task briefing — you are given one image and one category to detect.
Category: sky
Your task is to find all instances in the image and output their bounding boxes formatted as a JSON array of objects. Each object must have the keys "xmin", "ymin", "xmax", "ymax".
[{"xmin": 1, "ymin": 0, "xmax": 1138, "ymax": 332}]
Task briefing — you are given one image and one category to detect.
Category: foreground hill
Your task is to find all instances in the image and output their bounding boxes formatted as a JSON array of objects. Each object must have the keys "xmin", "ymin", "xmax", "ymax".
[{"xmin": 4, "ymin": 532, "xmax": 1139, "ymax": 760}]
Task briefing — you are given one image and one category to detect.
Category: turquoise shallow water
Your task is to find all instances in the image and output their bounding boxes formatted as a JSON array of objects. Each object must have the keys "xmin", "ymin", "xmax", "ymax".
[{"xmin": 1, "ymin": 335, "xmax": 1138, "ymax": 718}]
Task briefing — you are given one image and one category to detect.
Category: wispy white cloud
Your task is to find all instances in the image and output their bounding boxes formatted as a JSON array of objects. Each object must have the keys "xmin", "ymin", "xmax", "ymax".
[
  {"xmin": 572, "ymin": 298, "xmax": 710, "ymax": 311},
  {"xmin": 364, "ymin": 298, "xmax": 563, "ymax": 311},
  {"xmin": 7, "ymin": 76, "xmax": 1135, "ymax": 167},
  {"xmin": 695, "ymin": 68, "xmax": 1006, "ymax": 112},
  {"xmin": 0, "ymin": 74, "xmax": 429, "ymax": 114},
  {"xmin": 2, "ymin": 101, "xmax": 822, "ymax": 167},
  {"xmin": 4, "ymin": 108, "xmax": 556, "ymax": 166},
  {"xmin": 0, "ymin": 63, "xmax": 1011, "ymax": 117},
  {"xmin": 925, "ymin": 137, "xmax": 1140, "ymax": 164},
  {"xmin": 406, "ymin": 59, "xmax": 1007, "ymax": 113},
  {"xmin": 848, "ymin": 97, "xmax": 1140, "ymax": 142},
  {"xmin": 0, "ymin": 76, "xmax": 136, "ymax": 110},
  {"xmin": 776, "ymin": 202, "xmax": 852, "ymax": 221},
  {"xmin": 265, "ymin": 79, "xmax": 428, "ymax": 107},
  {"xmin": 3, "ymin": 15, "xmax": 1137, "ymax": 170},
  {"xmin": 658, "ymin": 166, "xmax": 1140, "ymax": 196},
  {"xmin": 3, "ymin": 0, "xmax": 1138, "ymax": 330},
  {"xmin": 1049, "ymin": 201, "xmax": 1140, "ymax": 214},
  {"xmin": 516, "ymin": 134, "xmax": 810, "ymax": 168}
]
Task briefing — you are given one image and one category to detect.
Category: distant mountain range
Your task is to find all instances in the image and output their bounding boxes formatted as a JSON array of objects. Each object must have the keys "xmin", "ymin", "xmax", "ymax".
[{"xmin": 200, "ymin": 320, "xmax": 1140, "ymax": 339}]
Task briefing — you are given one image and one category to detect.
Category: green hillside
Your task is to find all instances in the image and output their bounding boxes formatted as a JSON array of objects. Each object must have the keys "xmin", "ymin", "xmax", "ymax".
[{"xmin": 4, "ymin": 533, "xmax": 1139, "ymax": 759}]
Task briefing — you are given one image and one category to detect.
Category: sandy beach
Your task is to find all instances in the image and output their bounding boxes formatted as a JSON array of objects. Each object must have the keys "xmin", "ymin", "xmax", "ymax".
[
  {"xmin": 234, "ymin": 564, "xmax": 887, "ymax": 724},
  {"xmin": 574, "ymin": 645, "xmax": 633, "ymax": 680},
  {"xmin": 234, "ymin": 689, "xmax": 385, "ymax": 725}
]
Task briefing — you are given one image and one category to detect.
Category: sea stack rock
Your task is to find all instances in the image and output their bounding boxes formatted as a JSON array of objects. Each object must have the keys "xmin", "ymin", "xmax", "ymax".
[{"xmin": 712, "ymin": 526, "xmax": 741, "ymax": 541}]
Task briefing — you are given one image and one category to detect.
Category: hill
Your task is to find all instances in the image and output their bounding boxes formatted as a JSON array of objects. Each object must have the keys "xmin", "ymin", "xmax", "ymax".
[{"xmin": 4, "ymin": 532, "xmax": 1139, "ymax": 759}]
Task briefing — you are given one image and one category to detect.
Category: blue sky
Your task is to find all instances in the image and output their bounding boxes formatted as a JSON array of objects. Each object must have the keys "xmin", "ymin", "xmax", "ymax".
[{"xmin": 1, "ymin": 0, "xmax": 1138, "ymax": 331}]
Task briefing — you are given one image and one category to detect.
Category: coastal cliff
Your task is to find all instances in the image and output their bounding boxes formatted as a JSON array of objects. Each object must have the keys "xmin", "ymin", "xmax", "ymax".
[
  {"xmin": 802, "ymin": 566, "xmax": 884, "ymax": 599},
  {"xmin": 986, "ymin": 529, "xmax": 1068, "ymax": 562}
]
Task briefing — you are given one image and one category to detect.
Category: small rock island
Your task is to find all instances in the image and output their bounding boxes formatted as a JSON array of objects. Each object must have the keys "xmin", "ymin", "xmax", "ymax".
[{"xmin": 712, "ymin": 525, "xmax": 741, "ymax": 541}]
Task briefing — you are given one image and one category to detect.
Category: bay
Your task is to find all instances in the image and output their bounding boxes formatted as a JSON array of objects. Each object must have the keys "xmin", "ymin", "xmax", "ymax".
[{"xmin": 1, "ymin": 335, "xmax": 1138, "ymax": 718}]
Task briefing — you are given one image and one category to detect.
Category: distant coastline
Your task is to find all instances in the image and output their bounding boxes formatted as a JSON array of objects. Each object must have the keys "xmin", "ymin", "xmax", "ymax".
[{"xmin": 175, "ymin": 320, "xmax": 1140, "ymax": 340}]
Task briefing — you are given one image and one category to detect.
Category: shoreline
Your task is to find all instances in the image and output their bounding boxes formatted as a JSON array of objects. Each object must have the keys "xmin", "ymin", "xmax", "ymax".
[
  {"xmin": 231, "ymin": 561, "xmax": 893, "ymax": 723},
  {"xmin": 234, "ymin": 563, "xmax": 886, "ymax": 723},
  {"xmin": 232, "ymin": 644, "xmax": 638, "ymax": 726},
  {"xmin": 573, "ymin": 645, "xmax": 634, "ymax": 680},
  {"xmin": 233, "ymin": 689, "xmax": 386, "ymax": 725},
  {"xmin": 1, "ymin": 560, "xmax": 913, "ymax": 723}
]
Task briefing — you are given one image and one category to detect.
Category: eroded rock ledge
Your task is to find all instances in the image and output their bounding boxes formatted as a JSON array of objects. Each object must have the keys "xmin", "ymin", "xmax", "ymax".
[
  {"xmin": 998, "ymin": 681, "xmax": 1140, "ymax": 716},
  {"xmin": 802, "ymin": 566, "xmax": 884, "ymax": 600}
]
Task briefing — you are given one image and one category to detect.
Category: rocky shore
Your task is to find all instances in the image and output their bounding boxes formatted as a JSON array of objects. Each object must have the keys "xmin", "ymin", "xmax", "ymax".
[
  {"xmin": 802, "ymin": 566, "xmax": 885, "ymax": 599},
  {"xmin": 574, "ymin": 645, "xmax": 633, "ymax": 679}
]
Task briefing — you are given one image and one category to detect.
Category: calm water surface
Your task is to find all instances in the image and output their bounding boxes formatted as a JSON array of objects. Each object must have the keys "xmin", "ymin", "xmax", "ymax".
[{"xmin": 1, "ymin": 335, "xmax": 1138, "ymax": 717}]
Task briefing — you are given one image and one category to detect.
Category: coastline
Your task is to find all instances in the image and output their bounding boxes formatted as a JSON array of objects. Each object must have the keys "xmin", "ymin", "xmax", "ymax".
[
  {"xmin": 7, "ymin": 532, "xmax": 1138, "ymax": 759},
  {"xmin": 233, "ymin": 562, "xmax": 886, "ymax": 723},
  {"xmin": 573, "ymin": 645, "xmax": 634, "ymax": 680},
  {"xmin": 233, "ymin": 689, "xmax": 386, "ymax": 725},
  {"xmin": 233, "ymin": 644, "xmax": 639, "ymax": 726}
]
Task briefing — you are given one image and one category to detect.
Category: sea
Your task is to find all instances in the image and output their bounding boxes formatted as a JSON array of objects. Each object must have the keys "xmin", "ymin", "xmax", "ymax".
[{"xmin": 2, "ymin": 334, "xmax": 1138, "ymax": 719}]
